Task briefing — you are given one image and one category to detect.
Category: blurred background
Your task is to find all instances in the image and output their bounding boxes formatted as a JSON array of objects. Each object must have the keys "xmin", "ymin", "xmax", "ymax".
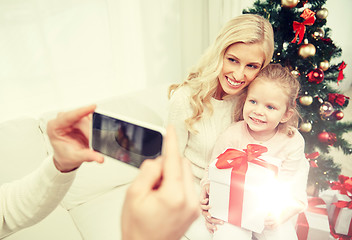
[{"xmin": 1, "ymin": 0, "xmax": 351, "ymax": 123}]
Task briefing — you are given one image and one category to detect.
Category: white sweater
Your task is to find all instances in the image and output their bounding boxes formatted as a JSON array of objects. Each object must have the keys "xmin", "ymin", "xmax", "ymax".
[
  {"xmin": 0, "ymin": 156, "xmax": 76, "ymax": 238},
  {"xmin": 167, "ymin": 85, "xmax": 237, "ymax": 181}
]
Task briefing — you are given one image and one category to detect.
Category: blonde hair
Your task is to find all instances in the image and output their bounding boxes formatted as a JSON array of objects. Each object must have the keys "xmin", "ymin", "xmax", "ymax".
[
  {"xmin": 168, "ymin": 14, "xmax": 274, "ymax": 133},
  {"xmin": 233, "ymin": 64, "xmax": 301, "ymax": 137}
]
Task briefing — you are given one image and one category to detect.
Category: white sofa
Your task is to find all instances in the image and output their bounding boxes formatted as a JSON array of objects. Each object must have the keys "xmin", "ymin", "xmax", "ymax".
[{"xmin": 1, "ymin": 85, "xmax": 199, "ymax": 240}]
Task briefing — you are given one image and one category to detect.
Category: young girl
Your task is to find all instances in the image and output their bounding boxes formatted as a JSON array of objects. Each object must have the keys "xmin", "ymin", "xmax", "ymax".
[{"xmin": 201, "ymin": 64, "xmax": 309, "ymax": 240}]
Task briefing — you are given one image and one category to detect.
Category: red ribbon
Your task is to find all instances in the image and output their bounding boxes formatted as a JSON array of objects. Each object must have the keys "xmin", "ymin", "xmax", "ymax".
[
  {"xmin": 328, "ymin": 93, "xmax": 350, "ymax": 106},
  {"xmin": 215, "ymin": 144, "xmax": 278, "ymax": 226},
  {"xmin": 338, "ymin": 61, "xmax": 347, "ymax": 84},
  {"xmin": 296, "ymin": 197, "xmax": 328, "ymax": 240},
  {"xmin": 330, "ymin": 175, "xmax": 352, "ymax": 196},
  {"xmin": 331, "ymin": 197, "xmax": 352, "ymax": 237},
  {"xmin": 305, "ymin": 152, "xmax": 319, "ymax": 168},
  {"xmin": 291, "ymin": 9, "xmax": 316, "ymax": 44}
]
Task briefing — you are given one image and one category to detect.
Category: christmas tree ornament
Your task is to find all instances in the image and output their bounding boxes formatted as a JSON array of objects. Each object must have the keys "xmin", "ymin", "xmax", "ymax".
[
  {"xmin": 328, "ymin": 93, "xmax": 350, "ymax": 106},
  {"xmin": 307, "ymin": 68, "xmax": 324, "ymax": 84},
  {"xmin": 291, "ymin": 69, "xmax": 300, "ymax": 78},
  {"xmin": 318, "ymin": 131, "xmax": 337, "ymax": 146},
  {"xmin": 281, "ymin": 0, "xmax": 299, "ymax": 8},
  {"xmin": 319, "ymin": 60, "xmax": 330, "ymax": 71},
  {"xmin": 319, "ymin": 101, "xmax": 334, "ymax": 119},
  {"xmin": 298, "ymin": 40, "xmax": 316, "ymax": 58},
  {"xmin": 337, "ymin": 61, "xmax": 347, "ymax": 84},
  {"xmin": 299, "ymin": 122, "xmax": 312, "ymax": 132},
  {"xmin": 291, "ymin": 9, "xmax": 316, "ymax": 44},
  {"xmin": 316, "ymin": 8, "xmax": 329, "ymax": 20},
  {"xmin": 299, "ymin": 95, "xmax": 313, "ymax": 106},
  {"xmin": 312, "ymin": 28, "xmax": 325, "ymax": 39},
  {"xmin": 334, "ymin": 110, "xmax": 344, "ymax": 120}
]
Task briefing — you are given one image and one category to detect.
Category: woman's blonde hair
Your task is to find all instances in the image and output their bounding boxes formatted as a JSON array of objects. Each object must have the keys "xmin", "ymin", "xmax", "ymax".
[
  {"xmin": 233, "ymin": 64, "xmax": 301, "ymax": 137},
  {"xmin": 168, "ymin": 14, "xmax": 274, "ymax": 133}
]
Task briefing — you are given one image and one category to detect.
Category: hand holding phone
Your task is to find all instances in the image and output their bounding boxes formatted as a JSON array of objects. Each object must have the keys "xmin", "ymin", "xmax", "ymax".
[{"xmin": 91, "ymin": 110, "xmax": 164, "ymax": 168}]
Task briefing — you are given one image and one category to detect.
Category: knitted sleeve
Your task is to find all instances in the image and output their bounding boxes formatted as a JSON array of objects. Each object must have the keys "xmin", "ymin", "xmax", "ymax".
[
  {"xmin": 166, "ymin": 87, "xmax": 192, "ymax": 156},
  {"xmin": 0, "ymin": 156, "xmax": 76, "ymax": 238}
]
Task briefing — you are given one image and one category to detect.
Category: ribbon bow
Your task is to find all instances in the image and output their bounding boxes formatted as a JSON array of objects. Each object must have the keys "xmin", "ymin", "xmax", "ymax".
[
  {"xmin": 334, "ymin": 200, "xmax": 352, "ymax": 209},
  {"xmin": 305, "ymin": 152, "xmax": 319, "ymax": 168},
  {"xmin": 215, "ymin": 144, "xmax": 273, "ymax": 226},
  {"xmin": 330, "ymin": 175, "xmax": 352, "ymax": 196},
  {"xmin": 328, "ymin": 93, "xmax": 350, "ymax": 106},
  {"xmin": 216, "ymin": 144, "xmax": 268, "ymax": 169},
  {"xmin": 337, "ymin": 61, "xmax": 347, "ymax": 84},
  {"xmin": 291, "ymin": 9, "xmax": 316, "ymax": 44}
]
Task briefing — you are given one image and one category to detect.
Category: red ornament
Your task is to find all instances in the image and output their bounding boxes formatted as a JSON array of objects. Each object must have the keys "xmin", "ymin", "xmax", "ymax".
[
  {"xmin": 328, "ymin": 93, "xmax": 350, "ymax": 106},
  {"xmin": 291, "ymin": 9, "xmax": 316, "ymax": 44},
  {"xmin": 334, "ymin": 110, "xmax": 344, "ymax": 120},
  {"xmin": 318, "ymin": 132, "xmax": 337, "ymax": 146},
  {"xmin": 307, "ymin": 68, "xmax": 324, "ymax": 84},
  {"xmin": 337, "ymin": 61, "xmax": 347, "ymax": 84},
  {"xmin": 305, "ymin": 152, "xmax": 319, "ymax": 168}
]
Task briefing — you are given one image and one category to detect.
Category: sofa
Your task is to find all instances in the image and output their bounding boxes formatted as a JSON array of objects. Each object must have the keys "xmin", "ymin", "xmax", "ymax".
[{"xmin": 1, "ymin": 84, "xmax": 199, "ymax": 240}]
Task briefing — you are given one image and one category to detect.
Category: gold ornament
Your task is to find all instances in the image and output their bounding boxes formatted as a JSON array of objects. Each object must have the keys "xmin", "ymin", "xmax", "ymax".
[
  {"xmin": 312, "ymin": 28, "xmax": 325, "ymax": 39},
  {"xmin": 299, "ymin": 96, "xmax": 313, "ymax": 106},
  {"xmin": 300, "ymin": 122, "xmax": 312, "ymax": 132},
  {"xmin": 319, "ymin": 101, "xmax": 334, "ymax": 120},
  {"xmin": 291, "ymin": 69, "xmax": 300, "ymax": 78},
  {"xmin": 319, "ymin": 60, "xmax": 330, "ymax": 71},
  {"xmin": 281, "ymin": 0, "xmax": 299, "ymax": 8},
  {"xmin": 298, "ymin": 39, "xmax": 316, "ymax": 58},
  {"xmin": 316, "ymin": 8, "xmax": 329, "ymax": 19}
]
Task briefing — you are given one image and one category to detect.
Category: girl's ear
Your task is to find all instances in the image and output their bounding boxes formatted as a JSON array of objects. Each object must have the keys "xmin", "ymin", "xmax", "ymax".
[{"xmin": 280, "ymin": 109, "xmax": 294, "ymax": 123}]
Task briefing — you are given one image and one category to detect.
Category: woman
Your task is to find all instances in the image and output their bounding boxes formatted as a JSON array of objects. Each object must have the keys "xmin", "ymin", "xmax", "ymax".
[
  {"xmin": 167, "ymin": 14, "xmax": 275, "ymax": 239},
  {"xmin": 167, "ymin": 14, "xmax": 274, "ymax": 183}
]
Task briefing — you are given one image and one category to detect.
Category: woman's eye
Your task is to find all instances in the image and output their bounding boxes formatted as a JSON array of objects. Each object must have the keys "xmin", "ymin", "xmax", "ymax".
[
  {"xmin": 249, "ymin": 100, "xmax": 256, "ymax": 104},
  {"xmin": 248, "ymin": 64, "xmax": 260, "ymax": 69},
  {"xmin": 228, "ymin": 58, "xmax": 238, "ymax": 63}
]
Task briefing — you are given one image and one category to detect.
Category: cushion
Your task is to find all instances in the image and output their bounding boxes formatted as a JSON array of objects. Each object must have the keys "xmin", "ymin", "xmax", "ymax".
[{"xmin": 0, "ymin": 117, "xmax": 48, "ymax": 183}]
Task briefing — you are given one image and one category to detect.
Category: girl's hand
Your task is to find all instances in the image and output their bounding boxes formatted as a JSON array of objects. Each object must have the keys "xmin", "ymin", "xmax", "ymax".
[
  {"xmin": 265, "ymin": 203, "xmax": 303, "ymax": 230},
  {"xmin": 199, "ymin": 183, "xmax": 223, "ymax": 233},
  {"xmin": 264, "ymin": 213, "xmax": 280, "ymax": 230}
]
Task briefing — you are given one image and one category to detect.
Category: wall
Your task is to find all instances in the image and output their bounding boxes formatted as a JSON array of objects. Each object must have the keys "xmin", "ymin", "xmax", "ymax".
[{"xmin": 0, "ymin": 0, "xmax": 351, "ymax": 123}]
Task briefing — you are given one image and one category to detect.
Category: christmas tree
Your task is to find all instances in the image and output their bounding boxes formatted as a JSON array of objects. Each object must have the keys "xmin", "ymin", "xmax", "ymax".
[{"xmin": 243, "ymin": 0, "xmax": 352, "ymax": 192}]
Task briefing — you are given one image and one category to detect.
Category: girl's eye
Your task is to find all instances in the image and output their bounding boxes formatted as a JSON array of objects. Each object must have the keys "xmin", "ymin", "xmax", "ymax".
[
  {"xmin": 267, "ymin": 105, "xmax": 275, "ymax": 110},
  {"xmin": 249, "ymin": 100, "xmax": 256, "ymax": 104}
]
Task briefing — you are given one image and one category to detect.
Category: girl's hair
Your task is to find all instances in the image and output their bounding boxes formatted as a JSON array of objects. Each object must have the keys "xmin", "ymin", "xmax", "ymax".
[
  {"xmin": 168, "ymin": 14, "xmax": 274, "ymax": 133},
  {"xmin": 233, "ymin": 64, "xmax": 301, "ymax": 137}
]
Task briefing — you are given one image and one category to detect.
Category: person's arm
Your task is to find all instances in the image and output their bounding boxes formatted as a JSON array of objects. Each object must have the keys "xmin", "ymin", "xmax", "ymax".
[
  {"xmin": 166, "ymin": 87, "xmax": 191, "ymax": 156},
  {"xmin": 199, "ymin": 126, "xmax": 237, "ymax": 233},
  {"xmin": 0, "ymin": 156, "xmax": 76, "ymax": 238},
  {"xmin": 121, "ymin": 126, "xmax": 199, "ymax": 240},
  {"xmin": 0, "ymin": 105, "xmax": 104, "ymax": 238},
  {"xmin": 265, "ymin": 132, "xmax": 309, "ymax": 229}
]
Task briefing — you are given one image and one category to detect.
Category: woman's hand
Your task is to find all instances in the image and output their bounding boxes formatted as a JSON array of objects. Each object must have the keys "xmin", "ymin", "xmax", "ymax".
[{"xmin": 200, "ymin": 183, "xmax": 223, "ymax": 233}]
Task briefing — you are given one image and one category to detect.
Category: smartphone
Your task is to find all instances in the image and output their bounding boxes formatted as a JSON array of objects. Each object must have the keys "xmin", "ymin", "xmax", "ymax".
[{"xmin": 91, "ymin": 110, "xmax": 165, "ymax": 168}]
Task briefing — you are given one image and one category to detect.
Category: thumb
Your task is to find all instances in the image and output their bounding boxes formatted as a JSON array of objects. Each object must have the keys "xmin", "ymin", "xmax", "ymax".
[
  {"xmin": 78, "ymin": 149, "xmax": 104, "ymax": 164},
  {"xmin": 129, "ymin": 158, "xmax": 163, "ymax": 195}
]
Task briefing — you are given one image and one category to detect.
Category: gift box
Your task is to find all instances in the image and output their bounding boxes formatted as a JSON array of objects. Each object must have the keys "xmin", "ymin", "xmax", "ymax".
[
  {"xmin": 328, "ymin": 193, "xmax": 352, "ymax": 237},
  {"xmin": 295, "ymin": 197, "xmax": 330, "ymax": 240},
  {"xmin": 208, "ymin": 144, "xmax": 281, "ymax": 233}
]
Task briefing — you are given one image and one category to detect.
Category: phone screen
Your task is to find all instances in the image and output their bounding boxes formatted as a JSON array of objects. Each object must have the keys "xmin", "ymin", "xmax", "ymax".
[{"xmin": 92, "ymin": 112, "xmax": 163, "ymax": 168}]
